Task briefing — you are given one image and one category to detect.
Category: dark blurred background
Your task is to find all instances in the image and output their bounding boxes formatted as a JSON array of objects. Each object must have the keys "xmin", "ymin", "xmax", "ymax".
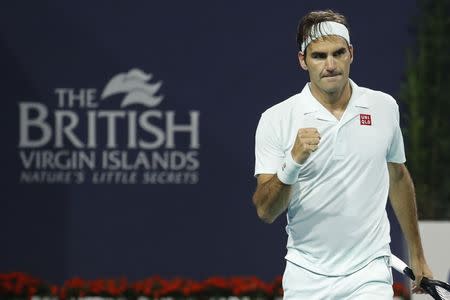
[{"xmin": 1, "ymin": 0, "xmax": 444, "ymax": 287}]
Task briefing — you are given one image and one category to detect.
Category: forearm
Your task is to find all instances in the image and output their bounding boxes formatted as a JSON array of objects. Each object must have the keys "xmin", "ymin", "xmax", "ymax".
[
  {"xmin": 252, "ymin": 175, "xmax": 292, "ymax": 223},
  {"xmin": 389, "ymin": 165, "xmax": 425, "ymax": 259}
]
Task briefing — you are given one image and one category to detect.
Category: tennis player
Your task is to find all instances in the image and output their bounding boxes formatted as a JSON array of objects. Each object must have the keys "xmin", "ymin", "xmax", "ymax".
[{"xmin": 252, "ymin": 10, "xmax": 433, "ymax": 299}]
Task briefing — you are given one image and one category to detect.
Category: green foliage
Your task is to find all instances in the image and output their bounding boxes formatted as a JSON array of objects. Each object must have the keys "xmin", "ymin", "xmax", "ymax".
[{"xmin": 400, "ymin": 0, "xmax": 450, "ymax": 219}]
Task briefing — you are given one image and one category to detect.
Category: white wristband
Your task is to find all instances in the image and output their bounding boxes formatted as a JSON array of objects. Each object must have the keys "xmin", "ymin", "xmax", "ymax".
[{"xmin": 276, "ymin": 154, "xmax": 302, "ymax": 185}]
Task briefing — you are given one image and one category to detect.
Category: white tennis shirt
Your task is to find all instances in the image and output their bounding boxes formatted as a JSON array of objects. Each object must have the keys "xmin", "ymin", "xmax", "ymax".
[{"xmin": 254, "ymin": 79, "xmax": 406, "ymax": 275}]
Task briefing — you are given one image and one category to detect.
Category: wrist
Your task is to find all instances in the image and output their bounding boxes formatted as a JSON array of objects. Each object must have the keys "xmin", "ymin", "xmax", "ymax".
[
  {"xmin": 409, "ymin": 248, "xmax": 425, "ymax": 260},
  {"xmin": 277, "ymin": 153, "xmax": 302, "ymax": 185}
]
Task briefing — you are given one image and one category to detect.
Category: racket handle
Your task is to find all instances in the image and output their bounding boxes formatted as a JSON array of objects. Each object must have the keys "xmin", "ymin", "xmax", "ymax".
[
  {"xmin": 391, "ymin": 254, "xmax": 416, "ymax": 280},
  {"xmin": 404, "ymin": 266, "xmax": 416, "ymax": 281}
]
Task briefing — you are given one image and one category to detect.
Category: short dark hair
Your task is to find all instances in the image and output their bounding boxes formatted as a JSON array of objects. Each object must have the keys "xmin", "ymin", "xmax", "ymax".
[{"xmin": 297, "ymin": 10, "xmax": 350, "ymax": 52}]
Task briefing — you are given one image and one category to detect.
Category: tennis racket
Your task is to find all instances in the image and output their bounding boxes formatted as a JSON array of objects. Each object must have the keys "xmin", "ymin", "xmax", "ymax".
[{"xmin": 391, "ymin": 254, "xmax": 450, "ymax": 300}]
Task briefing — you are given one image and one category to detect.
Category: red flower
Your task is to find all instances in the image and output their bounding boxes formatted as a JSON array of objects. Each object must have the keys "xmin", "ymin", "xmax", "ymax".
[
  {"xmin": 393, "ymin": 282, "xmax": 409, "ymax": 298},
  {"xmin": 50, "ymin": 285, "xmax": 59, "ymax": 296},
  {"xmin": 27, "ymin": 286, "xmax": 37, "ymax": 297},
  {"xmin": 230, "ymin": 276, "xmax": 272, "ymax": 297},
  {"xmin": 272, "ymin": 275, "xmax": 283, "ymax": 297}
]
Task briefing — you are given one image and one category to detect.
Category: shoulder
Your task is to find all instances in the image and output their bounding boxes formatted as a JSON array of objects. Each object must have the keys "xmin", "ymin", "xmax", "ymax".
[
  {"xmin": 356, "ymin": 85, "xmax": 399, "ymax": 111},
  {"xmin": 260, "ymin": 93, "xmax": 302, "ymax": 122},
  {"xmin": 255, "ymin": 93, "xmax": 304, "ymax": 146}
]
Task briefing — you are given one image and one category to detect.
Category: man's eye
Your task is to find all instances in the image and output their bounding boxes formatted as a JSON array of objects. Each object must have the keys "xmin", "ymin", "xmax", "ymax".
[
  {"xmin": 334, "ymin": 49, "xmax": 346, "ymax": 57},
  {"xmin": 312, "ymin": 54, "xmax": 326, "ymax": 59}
]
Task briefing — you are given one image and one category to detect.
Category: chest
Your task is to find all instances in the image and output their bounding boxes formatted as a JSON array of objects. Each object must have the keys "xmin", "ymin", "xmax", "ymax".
[{"xmin": 283, "ymin": 109, "xmax": 393, "ymax": 177}]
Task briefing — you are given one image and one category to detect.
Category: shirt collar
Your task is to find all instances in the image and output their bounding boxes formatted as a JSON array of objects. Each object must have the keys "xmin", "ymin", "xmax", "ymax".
[{"xmin": 297, "ymin": 78, "xmax": 369, "ymax": 115}]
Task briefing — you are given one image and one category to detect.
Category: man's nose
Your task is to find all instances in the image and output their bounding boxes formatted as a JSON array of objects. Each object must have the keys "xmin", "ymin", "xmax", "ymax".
[{"xmin": 325, "ymin": 55, "xmax": 336, "ymax": 70}]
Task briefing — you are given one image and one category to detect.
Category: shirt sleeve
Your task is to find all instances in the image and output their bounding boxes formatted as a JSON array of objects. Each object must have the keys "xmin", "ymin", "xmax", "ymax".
[
  {"xmin": 386, "ymin": 102, "xmax": 406, "ymax": 163},
  {"xmin": 254, "ymin": 112, "xmax": 284, "ymax": 176}
]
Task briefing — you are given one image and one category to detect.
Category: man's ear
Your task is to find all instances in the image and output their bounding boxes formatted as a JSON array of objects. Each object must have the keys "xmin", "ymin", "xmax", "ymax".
[
  {"xmin": 349, "ymin": 45, "xmax": 354, "ymax": 64},
  {"xmin": 298, "ymin": 51, "xmax": 308, "ymax": 70}
]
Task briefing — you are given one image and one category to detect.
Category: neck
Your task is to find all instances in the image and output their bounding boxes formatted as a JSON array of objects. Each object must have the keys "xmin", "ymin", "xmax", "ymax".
[{"xmin": 310, "ymin": 80, "xmax": 352, "ymax": 114}]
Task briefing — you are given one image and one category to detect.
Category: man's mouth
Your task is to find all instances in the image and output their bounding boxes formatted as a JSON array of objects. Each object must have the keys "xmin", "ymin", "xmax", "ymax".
[{"xmin": 323, "ymin": 73, "xmax": 341, "ymax": 78}]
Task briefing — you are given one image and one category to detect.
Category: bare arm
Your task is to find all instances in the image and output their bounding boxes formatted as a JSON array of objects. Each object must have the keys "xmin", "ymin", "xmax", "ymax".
[
  {"xmin": 252, "ymin": 128, "xmax": 321, "ymax": 223},
  {"xmin": 388, "ymin": 162, "xmax": 432, "ymax": 291},
  {"xmin": 252, "ymin": 174, "xmax": 292, "ymax": 223}
]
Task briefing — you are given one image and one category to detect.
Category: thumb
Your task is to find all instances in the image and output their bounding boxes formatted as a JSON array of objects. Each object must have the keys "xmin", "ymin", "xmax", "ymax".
[
  {"xmin": 415, "ymin": 274, "xmax": 423, "ymax": 287},
  {"xmin": 411, "ymin": 268, "xmax": 425, "ymax": 294}
]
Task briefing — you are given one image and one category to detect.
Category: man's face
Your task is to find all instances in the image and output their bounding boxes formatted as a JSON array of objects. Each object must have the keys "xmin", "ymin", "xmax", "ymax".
[{"xmin": 299, "ymin": 36, "xmax": 353, "ymax": 95}]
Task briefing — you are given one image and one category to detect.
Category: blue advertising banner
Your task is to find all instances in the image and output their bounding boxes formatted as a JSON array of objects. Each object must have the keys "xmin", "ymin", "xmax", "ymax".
[{"xmin": 0, "ymin": 1, "xmax": 416, "ymax": 284}]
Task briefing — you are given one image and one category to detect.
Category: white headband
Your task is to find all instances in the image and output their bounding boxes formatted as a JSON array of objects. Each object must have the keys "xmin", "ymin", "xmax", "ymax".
[{"xmin": 301, "ymin": 21, "xmax": 350, "ymax": 52}]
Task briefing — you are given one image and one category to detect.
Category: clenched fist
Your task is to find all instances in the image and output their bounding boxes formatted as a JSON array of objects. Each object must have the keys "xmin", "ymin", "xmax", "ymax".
[{"xmin": 291, "ymin": 128, "xmax": 321, "ymax": 164}]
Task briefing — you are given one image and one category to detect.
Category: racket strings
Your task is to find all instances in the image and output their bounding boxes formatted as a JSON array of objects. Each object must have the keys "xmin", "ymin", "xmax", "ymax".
[{"xmin": 436, "ymin": 286, "xmax": 450, "ymax": 300}]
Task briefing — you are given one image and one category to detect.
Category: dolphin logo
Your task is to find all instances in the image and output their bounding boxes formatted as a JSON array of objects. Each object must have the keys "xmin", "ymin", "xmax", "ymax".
[{"xmin": 101, "ymin": 68, "xmax": 163, "ymax": 108}]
